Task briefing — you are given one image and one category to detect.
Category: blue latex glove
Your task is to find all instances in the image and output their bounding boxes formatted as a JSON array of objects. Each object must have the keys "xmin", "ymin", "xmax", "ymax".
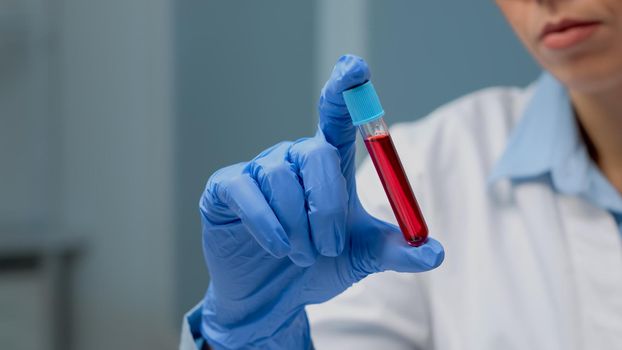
[{"xmin": 199, "ymin": 54, "xmax": 445, "ymax": 350}]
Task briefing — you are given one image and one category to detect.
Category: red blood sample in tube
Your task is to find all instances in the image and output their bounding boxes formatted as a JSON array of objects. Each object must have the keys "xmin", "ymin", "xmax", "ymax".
[{"xmin": 364, "ymin": 134, "xmax": 428, "ymax": 246}]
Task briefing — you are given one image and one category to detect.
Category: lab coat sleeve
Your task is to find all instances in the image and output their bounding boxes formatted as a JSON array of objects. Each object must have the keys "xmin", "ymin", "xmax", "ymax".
[
  {"xmin": 179, "ymin": 303, "xmax": 205, "ymax": 350},
  {"xmin": 307, "ymin": 125, "xmax": 435, "ymax": 350}
]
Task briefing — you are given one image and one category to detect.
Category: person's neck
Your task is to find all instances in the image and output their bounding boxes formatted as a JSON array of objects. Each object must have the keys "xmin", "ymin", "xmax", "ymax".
[{"xmin": 570, "ymin": 82, "xmax": 622, "ymax": 194}]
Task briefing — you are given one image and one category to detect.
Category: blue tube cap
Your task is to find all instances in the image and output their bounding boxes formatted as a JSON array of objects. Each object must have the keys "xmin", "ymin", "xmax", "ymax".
[{"xmin": 342, "ymin": 81, "xmax": 385, "ymax": 126}]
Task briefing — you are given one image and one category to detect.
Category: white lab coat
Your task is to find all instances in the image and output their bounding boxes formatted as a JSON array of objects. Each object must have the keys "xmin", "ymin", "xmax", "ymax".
[
  {"xmin": 179, "ymin": 82, "xmax": 622, "ymax": 349},
  {"xmin": 307, "ymin": 83, "xmax": 622, "ymax": 349}
]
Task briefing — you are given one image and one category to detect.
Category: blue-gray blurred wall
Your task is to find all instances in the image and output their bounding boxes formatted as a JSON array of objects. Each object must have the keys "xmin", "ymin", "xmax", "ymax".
[
  {"xmin": 173, "ymin": 0, "xmax": 316, "ymax": 322},
  {"xmin": 365, "ymin": 1, "xmax": 540, "ymax": 122},
  {"xmin": 1, "ymin": 0, "xmax": 177, "ymax": 349}
]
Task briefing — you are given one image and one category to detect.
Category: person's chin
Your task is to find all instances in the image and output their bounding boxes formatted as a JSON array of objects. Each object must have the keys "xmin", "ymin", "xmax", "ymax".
[{"xmin": 540, "ymin": 52, "xmax": 622, "ymax": 94}]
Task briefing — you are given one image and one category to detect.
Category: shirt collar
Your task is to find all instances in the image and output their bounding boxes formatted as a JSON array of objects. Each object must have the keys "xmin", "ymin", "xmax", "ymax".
[{"xmin": 488, "ymin": 72, "xmax": 590, "ymax": 195}]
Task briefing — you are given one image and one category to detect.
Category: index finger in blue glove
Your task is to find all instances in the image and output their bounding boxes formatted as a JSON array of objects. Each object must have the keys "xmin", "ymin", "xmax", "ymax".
[
  {"xmin": 289, "ymin": 138, "xmax": 348, "ymax": 257},
  {"xmin": 318, "ymin": 54, "xmax": 370, "ymax": 153},
  {"xmin": 211, "ymin": 171, "xmax": 292, "ymax": 259},
  {"xmin": 249, "ymin": 142, "xmax": 317, "ymax": 267}
]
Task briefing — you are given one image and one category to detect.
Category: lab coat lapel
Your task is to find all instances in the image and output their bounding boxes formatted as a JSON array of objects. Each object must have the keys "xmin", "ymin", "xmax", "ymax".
[
  {"xmin": 511, "ymin": 181, "xmax": 581, "ymax": 350},
  {"xmin": 557, "ymin": 195, "xmax": 622, "ymax": 348}
]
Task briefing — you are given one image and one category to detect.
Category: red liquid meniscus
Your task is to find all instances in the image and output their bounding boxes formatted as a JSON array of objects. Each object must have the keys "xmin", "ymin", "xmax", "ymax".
[{"xmin": 364, "ymin": 133, "xmax": 428, "ymax": 246}]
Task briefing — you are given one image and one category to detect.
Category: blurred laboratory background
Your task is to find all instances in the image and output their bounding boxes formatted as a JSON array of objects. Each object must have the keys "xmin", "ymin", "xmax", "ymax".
[{"xmin": 0, "ymin": 0, "xmax": 538, "ymax": 349}]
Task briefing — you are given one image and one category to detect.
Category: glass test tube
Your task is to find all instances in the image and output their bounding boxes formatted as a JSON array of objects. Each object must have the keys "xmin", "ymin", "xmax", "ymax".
[{"xmin": 343, "ymin": 81, "xmax": 428, "ymax": 247}]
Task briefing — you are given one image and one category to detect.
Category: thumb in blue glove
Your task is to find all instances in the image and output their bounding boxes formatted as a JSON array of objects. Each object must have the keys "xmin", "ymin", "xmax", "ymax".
[{"xmin": 199, "ymin": 54, "xmax": 445, "ymax": 350}]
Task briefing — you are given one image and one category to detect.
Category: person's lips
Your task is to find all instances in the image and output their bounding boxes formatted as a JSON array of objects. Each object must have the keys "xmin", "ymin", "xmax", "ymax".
[{"xmin": 540, "ymin": 18, "xmax": 602, "ymax": 50}]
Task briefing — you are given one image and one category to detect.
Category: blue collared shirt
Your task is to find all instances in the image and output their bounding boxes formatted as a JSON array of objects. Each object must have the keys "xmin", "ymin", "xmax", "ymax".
[{"xmin": 489, "ymin": 72, "xmax": 622, "ymax": 233}]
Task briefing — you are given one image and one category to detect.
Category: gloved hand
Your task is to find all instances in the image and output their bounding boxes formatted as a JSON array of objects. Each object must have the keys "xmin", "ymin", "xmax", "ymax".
[{"xmin": 199, "ymin": 54, "xmax": 445, "ymax": 350}]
